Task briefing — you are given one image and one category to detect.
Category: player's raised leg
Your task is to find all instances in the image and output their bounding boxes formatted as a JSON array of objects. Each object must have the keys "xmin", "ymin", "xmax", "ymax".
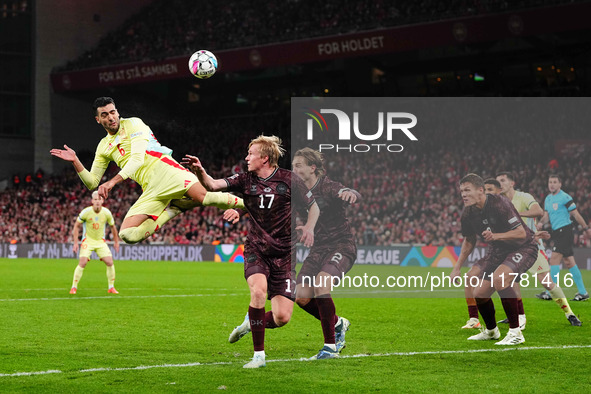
[{"xmin": 118, "ymin": 168, "xmax": 243, "ymax": 244}]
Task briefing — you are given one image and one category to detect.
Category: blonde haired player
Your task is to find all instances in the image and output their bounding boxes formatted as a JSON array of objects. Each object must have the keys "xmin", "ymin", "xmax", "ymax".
[
  {"xmin": 183, "ymin": 135, "xmax": 319, "ymax": 368},
  {"xmin": 51, "ymin": 97, "xmax": 243, "ymax": 245},
  {"xmin": 70, "ymin": 191, "xmax": 120, "ymax": 294}
]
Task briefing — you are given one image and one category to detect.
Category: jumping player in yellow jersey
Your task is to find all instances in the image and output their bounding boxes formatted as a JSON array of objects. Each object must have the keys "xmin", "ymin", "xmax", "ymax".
[
  {"xmin": 70, "ymin": 191, "xmax": 120, "ymax": 294},
  {"xmin": 50, "ymin": 97, "xmax": 244, "ymax": 244}
]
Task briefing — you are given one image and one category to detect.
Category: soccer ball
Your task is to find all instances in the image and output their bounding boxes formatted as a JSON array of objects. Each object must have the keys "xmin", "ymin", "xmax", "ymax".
[{"xmin": 188, "ymin": 50, "xmax": 218, "ymax": 79}]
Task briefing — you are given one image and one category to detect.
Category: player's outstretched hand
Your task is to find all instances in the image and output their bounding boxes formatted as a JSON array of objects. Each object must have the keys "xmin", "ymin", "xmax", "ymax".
[
  {"xmin": 72, "ymin": 242, "xmax": 79, "ymax": 254},
  {"xmin": 180, "ymin": 155, "xmax": 204, "ymax": 174},
  {"xmin": 296, "ymin": 225, "xmax": 315, "ymax": 248},
  {"xmin": 223, "ymin": 209, "xmax": 240, "ymax": 224},
  {"xmin": 50, "ymin": 144, "xmax": 77, "ymax": 162},
  {"xmin": 338, "ymin": 190, "xmax": 358, "ymax": 204}
]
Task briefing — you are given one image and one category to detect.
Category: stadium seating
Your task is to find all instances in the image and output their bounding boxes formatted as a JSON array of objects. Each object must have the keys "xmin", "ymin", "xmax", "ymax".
[{"xmin": 55, "ymin": 0, "xmax": 579, "ymax": 72}]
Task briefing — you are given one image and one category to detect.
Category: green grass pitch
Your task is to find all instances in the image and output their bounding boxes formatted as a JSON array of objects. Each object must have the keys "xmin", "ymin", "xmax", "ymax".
[{"xmin": 1, "ymin": 258, "xmax": 590, "ymax": 392}]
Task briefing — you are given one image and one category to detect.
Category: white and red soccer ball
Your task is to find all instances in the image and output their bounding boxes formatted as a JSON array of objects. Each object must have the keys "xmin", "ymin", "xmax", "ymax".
[{"xmin": 188, "ymin": 50, "xmax": 218, "ymax": 79}]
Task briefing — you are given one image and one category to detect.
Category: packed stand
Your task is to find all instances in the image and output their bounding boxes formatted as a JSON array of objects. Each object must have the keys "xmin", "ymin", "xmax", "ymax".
[
  {"xmin": 55, "ymin": 0, "xmax": 580, "ymax": 72},
  {"xmin": 0, "ymin": 167, "xmax": 247, "ymax": 245},
  {"xmin": 3, "ymin": 107, "xmax": 591, "ymax": 247}
]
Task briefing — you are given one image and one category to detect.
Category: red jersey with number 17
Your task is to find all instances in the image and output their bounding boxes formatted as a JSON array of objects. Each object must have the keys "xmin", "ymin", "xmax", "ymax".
[{"xmin": 224, "ymin": 168, "xmax": 315, "ymax": 256}]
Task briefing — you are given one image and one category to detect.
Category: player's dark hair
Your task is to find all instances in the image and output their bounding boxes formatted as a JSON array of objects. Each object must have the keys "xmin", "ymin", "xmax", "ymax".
[
  {"xmin": 484, "ymin": 178, "xmax": 501, "ymax": 189},
  {"xmin": 496, "ymin": 171, "xmax": 515, "ymax": 182},
  {"xmin": 293, "ymin": 147, "xmax": 326, "ymax": 177},
  {"xmin": 460, "ymin": 173, "xmax": 484, "ymax": 189},
  {"xmin": 549, "ymin": 174, "xmax": 562, "ymax": 183},
  {"xmin": 93, "ymin": 97, "xmax": 115, "ymax": 116}
]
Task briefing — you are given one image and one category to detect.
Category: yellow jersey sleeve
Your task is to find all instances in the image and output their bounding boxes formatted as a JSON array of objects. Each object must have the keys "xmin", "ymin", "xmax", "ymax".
[
  {"xmin": 513, "ymin": 191, "xmax": 537, "ymax": 212},
  {"xmin": 126, "ymin": 117, "xmax": 151, "ymax": 142},
  {"xmin": 103, "ymin": 207, "xmax": 115, "ymax": 226},
  {"xmin": 77, "ymin": 139, "xmax": 111, "ymax": 190},
  {"xmin": 77, "ymin": 207, "xmax": 91, "ymax": 224},
  {"xmin": 512, "ymin": 191, "xmax": 539, "ymax": 232}
]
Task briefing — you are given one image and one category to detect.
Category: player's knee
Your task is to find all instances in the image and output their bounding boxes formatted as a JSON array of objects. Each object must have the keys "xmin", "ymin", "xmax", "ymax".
[
  {"xmin": 467, "ymin": 267, "xmax": 480, "ymax": 279},
  {"xmin": 473, "ymin": 286, "xmax": 490, "ymax": 300},
  {"xmin": 539, "ymin": 274, "xmax": 555, "ymax": 290},
  {"xmin": 314, "ymin": 287, "xmax": 331, "ymax": 298},
  {"xmin": 563, "ymin": 260, "xmax": 575, "ymax": 268},
  {"xmin": 274, "ymin": 312, "xmax": 291, "ymax": 327},
  {"xmin": 295, "ymin": 297, "xmax": 311, "ymax": 307},
  {"xmin": 250, "ymin": 288, "xmax": 267, "ymax": 305},
  {"xmin": 464, "ymin": 285, "xmax": 474, "ymax": 298},
  {"xmin": 492, "ymin": 276, "xmax": 510, "ymax": 292},
  {"xmin": 119, "ymin": 227, "xmax": 142, "ymax": 244}
]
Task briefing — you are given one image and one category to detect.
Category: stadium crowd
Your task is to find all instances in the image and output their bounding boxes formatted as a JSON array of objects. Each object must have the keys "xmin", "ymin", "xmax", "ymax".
[
  {"xmin": 55, "ymin": 0, "xmax": 580, "ymax": 72},
  {"xmin": 2, "ymin": 106, "xmax": 591, "ymax": 248}
]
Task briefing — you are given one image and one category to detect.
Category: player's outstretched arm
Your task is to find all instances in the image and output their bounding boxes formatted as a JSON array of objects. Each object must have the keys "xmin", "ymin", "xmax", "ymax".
[
  {"xmin": 180, "ymin": 155, "xmax": 228, "ymax": 191},
  {"xmin": 50, "ymin": 144, "xmax": 107, "ymax": 190},
  {"xmin": 450, "ymin": 235, "xmax": 476, "ymax": 280},
  {"xmin": 50, "ymin": 145, "xmax": 86, "ymax": 173}
]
